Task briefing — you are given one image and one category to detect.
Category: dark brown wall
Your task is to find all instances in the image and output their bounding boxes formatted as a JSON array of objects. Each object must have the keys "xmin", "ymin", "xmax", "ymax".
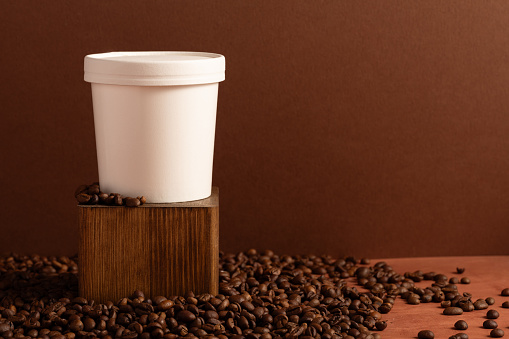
[{"xmin": 1, "ymin": 1, "xmax": 509, "ymax": 259}]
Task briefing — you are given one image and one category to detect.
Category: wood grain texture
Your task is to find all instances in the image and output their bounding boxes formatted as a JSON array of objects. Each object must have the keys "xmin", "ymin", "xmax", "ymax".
[{"xmin": 78, "ymin": 187, "xmax": 219, "ymax": 303}]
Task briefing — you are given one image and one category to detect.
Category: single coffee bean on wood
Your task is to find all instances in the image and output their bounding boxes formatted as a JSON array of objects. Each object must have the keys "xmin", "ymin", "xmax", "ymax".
[
  {"xmin": 502, "ymin": 288, "xmax": 509, "ymax": 296},
  {"xmin": 473, "ymin": 299, "xmax": 489, "ymax": 310},
  {"xmin": 484, "ymin": 320, "xmax": 498, "ymax": 329},
  {"xmin": 486, "ymin": 297, "xmax": 496, "ymax": 305},
  {"xmin": 460, "ymin": 277, "xmax": 470, "ymax": 284},
  {"xmin": 449, "ymin": 277, "xmax": 460, "ymax": 284},
  {"xmin": 502, "ymin": 301, "xmax": 509, "ymax": 308},
  {"xmin": 418, "ymin": 330, "xmax": 435, "ymax": 339},
  {"xmin": 456, "ymin": 267, "xmax": 465, "ymax": 274},
  {"xmin": 487, "ymin": 310, "xmax": 500, "ymax": 319},
  {"xmin": 444, "ymin": 307, "xmax": 463, "ymax": 315},
  {"xmin": 491, "ymin": 329, "xmax": 505, "ymax": 338},
  {"xmin": 456, "ymin": 333, "xmax": 468, "ymax": 339},
  {"xmin": 124, "ymin": 197, "xmax": 141, "ymax": 207},
  {"xmin": 454, "ymin": 320, "xmax": 468, "ymax": 330}
]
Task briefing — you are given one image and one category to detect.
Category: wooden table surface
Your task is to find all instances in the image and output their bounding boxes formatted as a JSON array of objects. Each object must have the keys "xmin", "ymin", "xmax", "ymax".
[{"xmin": 370, "ymin": 256, "xmax": 509, "ymax": 338}]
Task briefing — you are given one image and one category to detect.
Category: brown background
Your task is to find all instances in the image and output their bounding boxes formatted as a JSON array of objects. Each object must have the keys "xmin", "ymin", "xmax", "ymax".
[{"xmin": 1, "ymin": 1, "xmax": 509, "ymax": 259}]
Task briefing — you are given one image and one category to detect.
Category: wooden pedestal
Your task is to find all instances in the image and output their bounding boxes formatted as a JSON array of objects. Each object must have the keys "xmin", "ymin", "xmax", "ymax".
[{"xmin": 78, "ymin": 187, "xmax": 219, "ymax": 303}]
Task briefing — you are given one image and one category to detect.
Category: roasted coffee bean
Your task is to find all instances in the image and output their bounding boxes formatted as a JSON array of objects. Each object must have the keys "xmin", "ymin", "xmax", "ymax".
[
  {"xmin": 443, "ymin": 307, "xmax": 463, "ymax": 315},
  {"xmin": 491, "ymin": 329, "xmax": 505, "ymax": 338},
  {"xmin": 449, "ymin": 277, "xmax": 459, "ymax": 284},
  {"xmin": 407, "ymin": 295, "xmax": 420, "ymax": 305},
  {"xmin": 502, "ymin": 301, "xmax": 509, "ymax": 308},
  {"xmin": 124, "ymin": 197, "xmax": 141, "ymax": 207},
  {"xmin": 473, "ymin": 299, "xmax": 489, "ymax": 310},
  {"xmin": 69, "ymin": 320, "xmax": 83, "ymax": 332},
  {"xmin": 487, "ymin": 310, "xmax": 500, "ymax": 319},
  {"xmin": 176, "ymin": 310, "xmax": 196, "ymax": 323},
  {"xmin": 82, "ymin": 318, "xmax": 96, "ymax": 332},
  {"xmin": 418, "ymin": 330, "xmax": 435, "ymax": 339},
  {"xmin": 455, "ymin": 334, "xmax": 468, "ymax": 339},
  {"xmin": 441, "ymin": 300, "xmax": 452, "ymax": 308},
  {"xmin": 454, "ymin": 320, "xmax": 468, "ymax": 330},
  {"xmin": 502, "ymin": 288, "xmax": 509, "ymax": 296},
  {"xmin": 456, "ymin": 267, "xmax": 465, "ymax": 274},
  {"xmin": 374, "ymin": 321, "xmax": 387, "ymax": 331},
  {"xmin": 460, "ymin": 277, "xmax": 470, "ymax": 284},
  {"xmin": 486, "ymin": 297, "xmax": 495, "ymax": 305},
  {"xmin": 484, "ymin": 320, "xmax": 498, "ymax": 329},
  {"xmin": 76, "ymin": 193, "xmax": 91, "ymax": 204}
]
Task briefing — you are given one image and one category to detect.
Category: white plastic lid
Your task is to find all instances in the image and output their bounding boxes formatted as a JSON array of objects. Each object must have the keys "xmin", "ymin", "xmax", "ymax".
[{"xmin": 84, "ymin": 51, "xmax": 225, "ymax": 86}]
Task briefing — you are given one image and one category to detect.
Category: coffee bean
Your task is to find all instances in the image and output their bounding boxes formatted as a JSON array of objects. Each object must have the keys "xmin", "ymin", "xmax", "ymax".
[
  {"xmin": 113, "ymin": 194, "xmax": 123, "ymax": 206},
  {"xmin": 158, "ymin": 299, "xmax": 174, "ymax": 311},
  {"xmin": 76, "ymin": 193, "xmax": 91, "ymax": 204},
  {"xmin": 486, "ymin": 297, "xmax": 495, "ymax": 305},
  {"xmin": 491, "ymin": 329, "xmax": 505, "ymax": 338},
  {"xmin": 88, "ymin": 194, "xmax": 99, "ymax": 204},
  {"xmin": 82, "ymin": 318, "xmax": 95, "ymax": 332},
  {"xmin": 176, "ymin": 310, "xmax": 196, "ymax": 323},
  {"xmin": 361, "ymin": 258, "xmax": 370, "ymax": 265},
  {"xmin": 453, "ymin": 320, "xmax": 467, "ymax": 330},
  {"xmin": 441, "ymin": 300, "xmax": 452, "ymax": 308},
  {"xmin": 69, "ymin": 320, "xmax": 83, "ymax": 332},
  {"xmin": 456, "ymin": 267, "xmax": 465, "ymax": 274},
  {"xmin": 502, "ymin": 288, "xmax": 509, "ymax": 296},
  {"xmin": 375, "ymin": 321, "xmax": 387, "ymax": 331},
  {"xmin": 407, "ymin": 295, "xmax": 420, "ymax": 305},
  {"xmin": 443, "ymin": 307, "xmax": 463, "ymax": 315},
  {"xmin": 474, "ymin": 299, "xmax": 489, "ymax": 310},
  {"xmin": 449, "ymin": 277, "xmax": 459, "ymax": 284},
  {"xmin": 418, "ymin": 330, "xmax": 435, "ymax": 339},
  {"xmin": 484, "ymin": 320, "xmax": 498, "ymax": 329},
  {"xmin": 456, "ymin": 334, "xmax": 468, "ymax": 339},
  {"xmin": 460, "ymin": 277, "xmax": 470, "ymax": 284},
  {"xmin": 487, "ymin": 310, "xmax": 500, "ymax": 319},
  {"xmin": 502, "ymin": 301, "xmax": 509, "ymax": 308},
  {"xmin": 125, "ymin": 197, "xmax": 141, "ymax": 207}
]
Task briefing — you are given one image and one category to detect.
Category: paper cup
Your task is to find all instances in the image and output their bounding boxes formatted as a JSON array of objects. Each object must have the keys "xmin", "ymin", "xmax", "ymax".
[{"xmin": 84, "ymin": 51, "xmax": 225, "ymax": 203}]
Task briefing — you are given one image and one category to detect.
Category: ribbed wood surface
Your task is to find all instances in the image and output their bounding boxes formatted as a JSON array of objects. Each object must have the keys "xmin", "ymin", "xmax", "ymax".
[{"xmin": 78, "ymin": 188, "xmax": 219, "ymax": 303}]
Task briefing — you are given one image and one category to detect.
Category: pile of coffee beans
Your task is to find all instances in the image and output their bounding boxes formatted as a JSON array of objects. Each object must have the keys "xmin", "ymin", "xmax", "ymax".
[
  {"xmin": 0, "ymin": 251, "xmax": 508, "ymax": 339},
  {"xmin": 75, "ymin": 183, "xmax": 146, "ymax": 207}
]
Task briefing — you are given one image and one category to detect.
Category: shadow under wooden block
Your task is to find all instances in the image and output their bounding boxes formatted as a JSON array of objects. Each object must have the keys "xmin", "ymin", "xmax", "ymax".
[{"xmin": 78, "ymin": 187, "xmax": 219, "ymax": 303}]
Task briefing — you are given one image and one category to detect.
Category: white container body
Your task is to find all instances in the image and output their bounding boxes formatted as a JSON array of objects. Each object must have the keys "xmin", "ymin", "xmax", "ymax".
[{"xmin": 92, "ymin": 82, "xmax": 219, "ymax": 203}]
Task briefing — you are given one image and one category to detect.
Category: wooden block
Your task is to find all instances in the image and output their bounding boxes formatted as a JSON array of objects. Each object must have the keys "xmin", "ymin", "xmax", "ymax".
[{"xmin": 78, "ymin": 187, "xmax": 219, "ymax": 303}]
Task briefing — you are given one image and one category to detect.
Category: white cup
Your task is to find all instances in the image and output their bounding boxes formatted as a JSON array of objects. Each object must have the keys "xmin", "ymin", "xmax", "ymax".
[{"xmin": 84, "ymin": 51, "xmax": 225, "ymax": 203}]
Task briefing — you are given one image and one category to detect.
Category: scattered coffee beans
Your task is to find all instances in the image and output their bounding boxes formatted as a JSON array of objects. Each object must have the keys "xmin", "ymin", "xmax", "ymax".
[
  {"xmin": 502, "ymin": 288, "xmax": 509, "ymax": 296},
  {"xmin": 484, "ymin": 319, "xmax": 498, "ymax": 329},
  {"xmin": 75, "ymin": 183, "xmax": 146, "ymax": 207},
  {"xmin": 454, "ymin": 320, "xmax": 468, "ymax": 330},
  {"xmin": 0, "ymin": 251, "xmax": 505, "ymax": 338},
  {"xmin": 491, "ymin": 329, "xmax": 505, "ymax": 338},
  {"xmin": 418, "ymin": 329, "xmax": 435, "ymax": 338},
  {"xmin": 487, "ymin": 309, "xmax": 500, "ymax": 319}
]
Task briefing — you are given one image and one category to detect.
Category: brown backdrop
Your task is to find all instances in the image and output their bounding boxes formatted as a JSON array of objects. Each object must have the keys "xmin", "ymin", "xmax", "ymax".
[{"xmin": 1, "ymin": 1, "xmax": 509, "ymax": 259}]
